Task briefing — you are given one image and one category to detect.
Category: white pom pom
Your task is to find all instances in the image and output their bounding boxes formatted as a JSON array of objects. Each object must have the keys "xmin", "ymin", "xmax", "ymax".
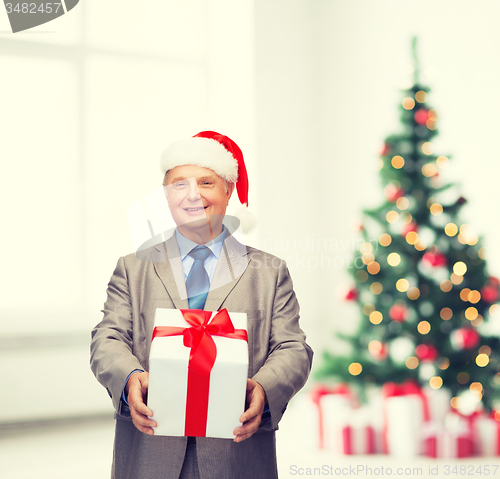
[{"xmin": 227, "ymin": 204, "xmax": 257, "ymax": 234}]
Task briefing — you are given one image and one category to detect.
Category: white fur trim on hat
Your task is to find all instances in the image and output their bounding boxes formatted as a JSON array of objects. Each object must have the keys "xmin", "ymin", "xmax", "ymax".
[{"xmin": 160, "ymin": 137, "xmax": 238, "ymax": 183}]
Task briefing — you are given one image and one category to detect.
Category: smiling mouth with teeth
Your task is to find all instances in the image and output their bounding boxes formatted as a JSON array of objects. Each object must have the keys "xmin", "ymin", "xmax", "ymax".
[{"xmin": 184, "ymin": 206, "xmax": 208, "ymax": 211}]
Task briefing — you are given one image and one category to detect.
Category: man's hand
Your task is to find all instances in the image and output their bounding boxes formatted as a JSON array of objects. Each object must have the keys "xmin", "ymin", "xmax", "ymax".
[
  {"xmin": 233, "ymin": 378, "xmax": 266, "ymax": 443},
  {"xmin": 125, "ymin": 371, "xmax": 157, "ymax": 435}
]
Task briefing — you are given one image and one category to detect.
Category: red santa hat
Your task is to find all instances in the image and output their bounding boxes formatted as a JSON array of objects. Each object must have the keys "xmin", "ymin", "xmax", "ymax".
[{"xmin": 160, "ymin": 131, "xmax": 249, "ymax": 206}]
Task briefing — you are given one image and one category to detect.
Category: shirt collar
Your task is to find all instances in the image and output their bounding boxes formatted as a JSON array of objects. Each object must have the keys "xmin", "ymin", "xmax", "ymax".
[{"xmin": 175, "ymin": 226, "xmax": 227, "ymax": 260}]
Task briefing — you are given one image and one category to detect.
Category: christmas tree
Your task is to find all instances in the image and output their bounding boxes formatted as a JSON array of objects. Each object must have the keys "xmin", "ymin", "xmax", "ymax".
[{"xmin": 319, "ymin": 39, "xmax": 500, "ymax": 414}]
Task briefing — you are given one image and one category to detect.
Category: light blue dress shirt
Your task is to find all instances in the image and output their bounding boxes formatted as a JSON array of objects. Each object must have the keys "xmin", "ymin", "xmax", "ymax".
[{"xmin": 175, "ymin": 226, "xmax": 227, "ymax": 283}]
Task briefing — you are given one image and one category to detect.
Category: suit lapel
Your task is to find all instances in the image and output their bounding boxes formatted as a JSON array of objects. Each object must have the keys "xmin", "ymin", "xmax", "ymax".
[
  {"xmin": 204, "ymin": 233, "xmax": 250, "ymax": 312},
  {"xmin": 152, "ymin": 234, "xmax": 189, "ymax": 309},
  {"xmin": 153, "ymin": 229, "xmax": 250, "ymax": 311}
]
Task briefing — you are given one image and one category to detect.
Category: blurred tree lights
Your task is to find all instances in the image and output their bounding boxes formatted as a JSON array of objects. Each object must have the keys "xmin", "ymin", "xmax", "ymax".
[{"xmin": 319, "ymin": 38, "xmax": 500, "ymax": 415}]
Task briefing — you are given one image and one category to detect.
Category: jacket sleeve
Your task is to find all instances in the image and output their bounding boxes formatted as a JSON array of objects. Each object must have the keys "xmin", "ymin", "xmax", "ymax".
[
  {"xmin": 90, "ymin": 256, "xmax": 145, "ymax": 416},
  {"xmin": 251, "ymin": 261, "xmax": 313, "ymax": 429}
]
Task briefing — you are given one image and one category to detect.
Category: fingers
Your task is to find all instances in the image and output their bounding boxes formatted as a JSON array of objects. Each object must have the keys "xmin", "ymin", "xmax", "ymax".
[
  {"xmin": 130, "ymin": 404, "xmax": 157, "ymax": 435},
  {"xmin": 127, "ymin": 372, "xmax": 156, "ymax": 435},
  {"xmin": 233, "ymin": 409, "xmax": 261, "ymax": 443},
  {"xmin": 233, "ymin": 379, "xmax": 266, "ymax": 443}
]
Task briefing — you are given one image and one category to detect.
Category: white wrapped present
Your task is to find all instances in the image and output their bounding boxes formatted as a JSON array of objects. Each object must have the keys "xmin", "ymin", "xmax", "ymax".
[{"xmin": 148, "ymin": 308, "xmax": 248, "ymax": 438}]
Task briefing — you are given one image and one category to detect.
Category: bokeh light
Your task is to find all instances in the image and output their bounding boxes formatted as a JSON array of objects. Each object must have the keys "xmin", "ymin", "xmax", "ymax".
[
  {"xmin": 396, "ymin": 278, "xmax": 410, "ymax": 292},
  {"xmin": 386, "ymin": 211, "xmax": 399, "ymax": 223},
  {"xmin": 406, "ymin": 356, "xmax": 419, "ymax": 369},
  {"xmin": 429, "ymin": 376, "xmax": 443, "ymax": 389},
  {"xmin": 476, "ymin": 354, "xmax": 489, "ymax": 367},
  {"xmin": 422, "ymin": 163, "xmax": 438, "ymax": 177},
  {"xmin": 391, "ymin": 156, "xmax": 405, "ymax": 169},
  {"xmin": 422, "ymin": 142, "xmax": 434, "ymax": 155},
  {"xmin": 440, "ymin": 280, "xmax": 453, "ymax": 292},
  {"xmin": 406, "ymin": 231, "xmax": 419, "ymax": 245},
  {"xmin": 453, "ymin": 262, "xmax": 467, "ymax": 276},
  {"xmin": 465, "ymin": 307, "xmax": 478, "ymax": 321},
  {"xmin": 402, "ymin": 97, "xmax": 415, "ymax": 110},
  {"xmin": 445, "ymin": 223, "xmax": 458, "ymax": 236},
  {"xmin": 417, "ymin": 320, "xmax": 431, "ymax": 334},
  {"xmin": 430, "ymin": 203, "xmax": 443, "ymax": 216},
  {"xmin": 407, "ymin": 287, "xmax": 421, "ymax": 300},
  {"xmin": 369, "ymin": 311, "xmax": 383, "ymax": 324},
  {"xmin": 415, "ymin": 91, "xmax": 427, "ymax": 103},
  {"xmin": 367, "ymin": 262, "xmax": 381, "ymax": 275},
  {"xmin": 468, "ymin": 290, "xmax": 481, "ymax": 304},
  {"xmin": 460, "ymin": 288, "xmax": 471, "ymax": 301},
  {"xmin": 387, "ymin": 253, "xmax": 401, "ymax": 266},
  {"xmin": 379, "ymin": 233, "xmax": 392, "ymax": 247},
  {"xmin": 440, "ymin": 307, "xmax": 453, "ymax": 320},
  {"xmin": 396, "ymin": 197, "xmax": 409, "ymax": 210}
]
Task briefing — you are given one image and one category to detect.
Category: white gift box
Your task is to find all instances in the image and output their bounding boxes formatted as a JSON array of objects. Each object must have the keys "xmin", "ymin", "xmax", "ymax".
[
  {"xmin": 320, "ymin": 389, "xmax": 353, "ymax": 451},
  {"xmin": 148, "ymin": 308, "xmax": 248, "ymax": 438},
  {"xmin": 384, "ymin": 394, "xmax": 425, "ymax": 457},
  {"xmin": 423, "ymin": 386, "xmax": 451, "ymax": 424},
  {"xmin": 476, "ymin": 415, "xmax": 500, "ymax": 456}
]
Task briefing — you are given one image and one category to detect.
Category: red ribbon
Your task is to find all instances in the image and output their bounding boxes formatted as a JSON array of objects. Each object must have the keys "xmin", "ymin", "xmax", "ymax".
[
  {"xmin": 489, "ymin": 411, "xmax": 500, "ymax": 455},
  {"xmin": 449, "ymin": 409, "xmax": 480, "ymax": 457},
  {"xmin": 342, "ymin": 425, "xmax": 375, "ymax": 455},
  {"xmin": 152, "ymin": 308, "xmax": 248, "ymax": 437}
]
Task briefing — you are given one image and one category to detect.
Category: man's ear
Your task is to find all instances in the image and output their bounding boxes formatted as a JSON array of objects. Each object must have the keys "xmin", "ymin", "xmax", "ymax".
[{"xmin": 227, "ymin": 182, "xmax": 235, "ymax": 204}]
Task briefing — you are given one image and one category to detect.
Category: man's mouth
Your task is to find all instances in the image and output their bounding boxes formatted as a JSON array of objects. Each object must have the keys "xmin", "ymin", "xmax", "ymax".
[{"xmin": 184, "ymin": 206, "xmax": 208, "ymax": 212}]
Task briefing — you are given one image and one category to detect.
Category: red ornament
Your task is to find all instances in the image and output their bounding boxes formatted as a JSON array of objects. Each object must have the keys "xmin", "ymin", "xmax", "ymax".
[
  {"xmin": 457, "ymin": 196, "xmax": 467, "ymax": 205},
  {"xmin": 415, "ymin": 344, "xmax": 438, "ymax": 362},
  {"xmin": 389, "ymin": 304, "xmax": 409, "ymax": 322},
  {"xmin": 488, "ymin": 276, "xmax": 500, "ymax": 287},
  {"xmin": 381, "ymin": 144, "xmax": 391, "ymax": 156},
  {"xmin": 452, "ymin": 327, "xmax": 480, "ymax": 350},
  {"xmin": 481, "ymin": 285, "xmax": 499, "ymax": 304},
  {"xmin": 385, "ymin": 184, "xmax": 405, "ymax": 202},
  {"xmin": 414, "ymin": 109, "xmax": 430, "ymax": 125},
  {"xmin": 402, "ymin": 222, "xmax": 418, "ymax": 237},
  {"xmin": 345, "ymin": 288, "xmax": 358, "ymax": 301},
  {"xmin": 422, "ymin": 251, "xmax": 448, "ymax": 268}
]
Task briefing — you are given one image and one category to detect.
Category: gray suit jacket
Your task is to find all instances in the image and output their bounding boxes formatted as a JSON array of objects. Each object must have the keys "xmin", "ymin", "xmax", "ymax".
[{"xmin": 90, "ymin": 232, "xmax": 313, "ymax": 479}]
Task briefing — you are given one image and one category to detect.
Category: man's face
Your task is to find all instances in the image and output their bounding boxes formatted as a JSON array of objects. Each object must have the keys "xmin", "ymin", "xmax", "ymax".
[{"xmin": 164, "ymin": 165, "xmax": 234, "ymax": 237}]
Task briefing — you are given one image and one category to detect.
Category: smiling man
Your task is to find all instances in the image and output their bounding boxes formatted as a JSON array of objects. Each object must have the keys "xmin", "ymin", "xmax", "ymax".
[
  {"xmin": 164, "ymin": 165, "xmax": 234, "ymax": 244},
  {"xmin": 90, "ymin": 131, "xmax": 313, "ymax": 479}
]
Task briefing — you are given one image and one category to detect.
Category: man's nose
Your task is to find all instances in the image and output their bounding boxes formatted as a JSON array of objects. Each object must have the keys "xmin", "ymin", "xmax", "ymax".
[{"xmin": 186, "ymin": 181, "xmax": 201, "ymax": 201}]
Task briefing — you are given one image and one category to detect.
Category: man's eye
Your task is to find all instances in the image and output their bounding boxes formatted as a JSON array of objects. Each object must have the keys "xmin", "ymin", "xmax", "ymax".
[{"xmin": 175, "ymin": 182, "xmax": 187, "ymax": 188}]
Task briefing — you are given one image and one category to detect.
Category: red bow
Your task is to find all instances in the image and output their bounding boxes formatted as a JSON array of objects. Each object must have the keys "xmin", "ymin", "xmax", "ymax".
[{"xmin": 152, "ymin": 309, "xmax": 247, "ymax": 436}]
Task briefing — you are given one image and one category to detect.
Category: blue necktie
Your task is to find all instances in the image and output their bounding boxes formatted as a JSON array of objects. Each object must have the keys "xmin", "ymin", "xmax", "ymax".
[{"xmin": 186, "ymin": 246, "xmax": 212, "ymax": 310}]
